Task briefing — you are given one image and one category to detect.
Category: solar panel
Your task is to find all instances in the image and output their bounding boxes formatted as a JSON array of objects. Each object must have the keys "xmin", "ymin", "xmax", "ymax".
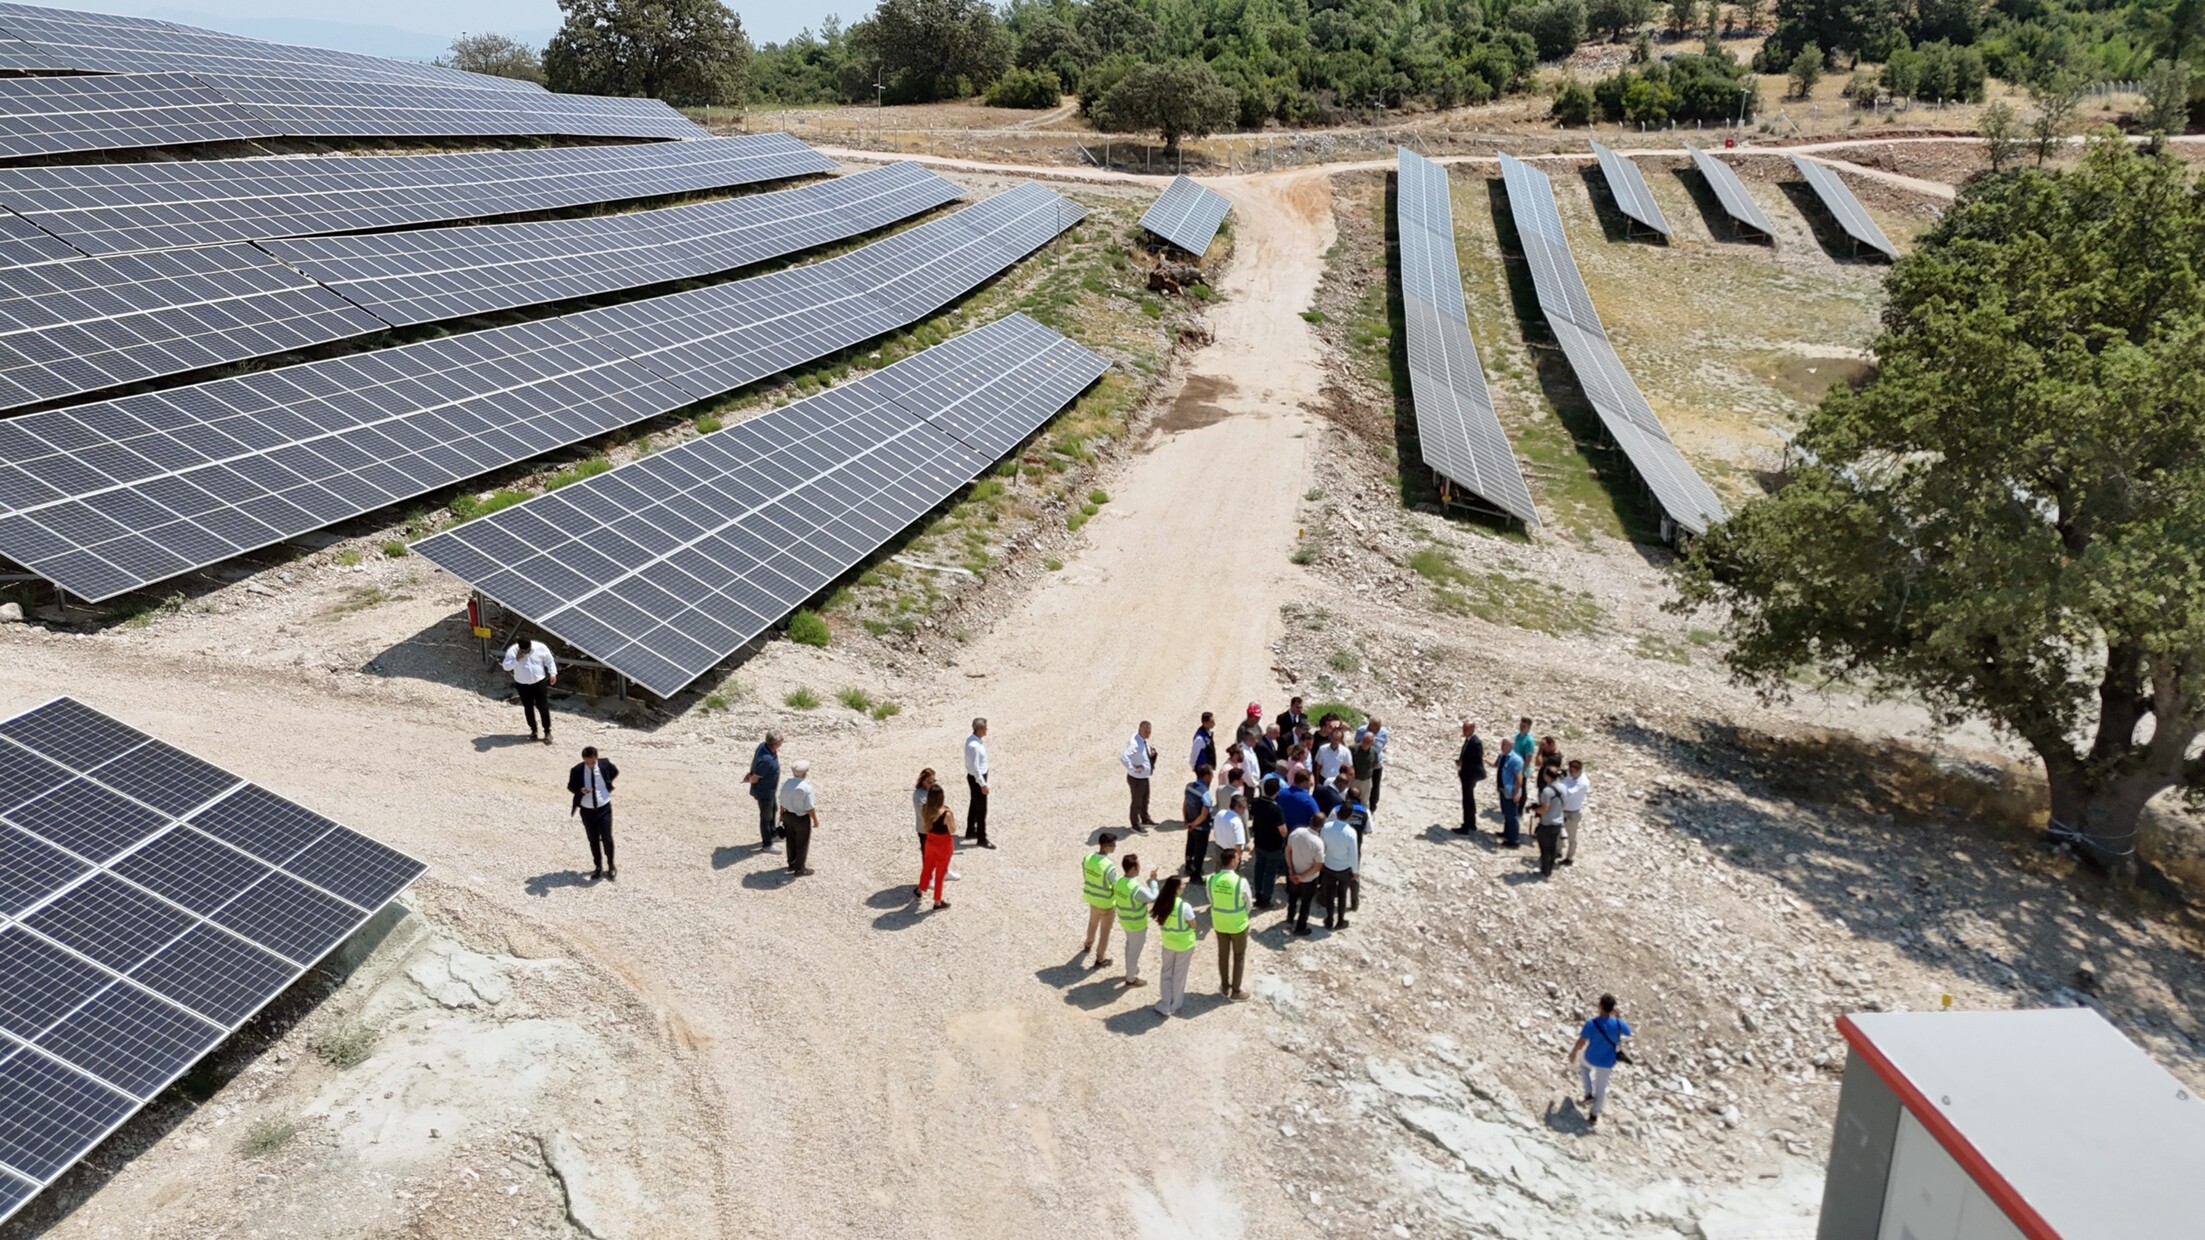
[
  {"xmin": 1139, "ymin": 175, "xmax": 1231, "ymax": 257},
  {"xmin": 0, "ymin": 696, "xmax": 423, "ymax": 1226},
  {"xmin": 262, "ymin": 161, "xmax": 963, "ymax": 327},
  {"xmin": 193, "ymin": 74, "xmax": 705, "ymax": 142},
  {"xmin": 0, "ymin": 2, "xmax": 538, "ymax": 92},
  {"xmin": 0, "ymin": 183, "xmax": 1085, "ymax": 603},
  {"xmin": 414, "ymin": 313, "xmax": 1108, "ymax": 697},
  {"xmin": 0, "ymin": 72, "xmax": 271, "ymax": 160},
  {"xmin": 1589, "ymin": 141, "xmax": 1671, "ymax": 238},
  {"xmin": 1392, "ymin": 148, "xmax": 1536, "ymax": 524},
  {"xmin": 1789, "ymin": 155, "xmax": 1897, "ymax": 260},
  {"xmin": 0, "ymin": 133, "xmax": 835, "ymax": 262},
  {"xmin": 0, "ymin": 243, "xmax": 388, "ymax": 414},
  {"xmin": 0, "ymin": 209, "xmax": 77, "ymax": 268},
  {"xmin": 1498, "ymin": 153, "xmax": 1725, "ymax": 539},
  {"xmin": 1687, "ymin": 144, "xmax": 1775, "ymax": 239}
]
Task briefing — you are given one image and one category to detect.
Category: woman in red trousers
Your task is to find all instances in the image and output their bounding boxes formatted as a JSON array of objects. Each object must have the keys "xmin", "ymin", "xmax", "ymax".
[{"xmin": 918, "ymin": 785, "xmax": 955, "ymax": 910}]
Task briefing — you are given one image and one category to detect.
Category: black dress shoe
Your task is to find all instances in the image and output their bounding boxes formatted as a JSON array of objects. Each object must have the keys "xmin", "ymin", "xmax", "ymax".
[
  {"xmin": 590, "ymin": 868, "xmax": 602, "ymax": 881},
  {"xmin": 606, "ymin": 866, "xmax": 616, "ymax": 880}
]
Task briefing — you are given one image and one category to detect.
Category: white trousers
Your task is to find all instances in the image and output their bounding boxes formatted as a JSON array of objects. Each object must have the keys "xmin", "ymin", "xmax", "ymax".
[
  {"xmin": 1155, "ymin": 946, "xmax": 1193, "ymax": 1015},
  {"xmin": 1581, "ymin": 1062, "xmax": 1613, "ymax": 1117},
  {"xmin": 1122, "ymin": 928, "xmax": 1148, "ymax": 982}
]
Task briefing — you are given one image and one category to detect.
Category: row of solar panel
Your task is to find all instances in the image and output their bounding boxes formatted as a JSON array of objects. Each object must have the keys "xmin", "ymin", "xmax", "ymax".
[
  {"xmin": 1138, "ymin": 175, "xmax": 1231, "ymax": 258},
  {"xmin": 1497, "ymin": 154, "xmax": 1726, "ymax": 540},
  {"xmin": 0, "ymin": 130, "xmax": 837, "ymax": 265},
  {"xmin": 0, "ymin": 183, "xmax": 1087, "ymax": 603},
  {"xmin": 1585, "ymin": 143, "xmax": 1895, "ymax": 260},
  {"xmin": 1392, "ymin": 149, "xmax": 1537, "ymax": 526},
  {"xmin": 0, "ymin": 696, "xmax": 423, "ymax": 1225},
  {"xmin": 0, "ymin": 160, "xmax": 961, "ymax": 413},
  {"xmin": 414, "ymin": 313, "xmax": 1110, "ymax": 698},
  {"xmin": 0, "ymin": 69, "xmax": 701, "ymax": 162},
  {"xmin": 0, "ymin": 1, "xmax": 537, "ymax": 93}
]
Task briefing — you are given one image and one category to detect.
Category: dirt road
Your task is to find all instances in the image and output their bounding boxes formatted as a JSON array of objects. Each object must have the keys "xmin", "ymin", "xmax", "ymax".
[{"xmin": 0, "ymin": 169, "xmax": 1339, "ymax": 1239}]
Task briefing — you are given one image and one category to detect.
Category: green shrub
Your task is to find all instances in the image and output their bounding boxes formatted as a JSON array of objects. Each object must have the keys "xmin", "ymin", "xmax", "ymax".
[
  {"xmin": 871, "ymin": 701, "xmax": 902, "ymax": 720},
  {"xmin": 695, "ymin": 414, "xmax": 725, "ymax": 434},
  {"xmin": 1067, "ymin": 511, "xmax": 1089, "ymax": 531},
  {"xmin": 986, "ymin": 66, "xmax": 1062, "ymax": 109},
  {"xmin": 312, "ymin": 1024, "xmax": 376, "ymax": 1069},
  {"xmin": 1044, "ymin": 557, "xmax": 1064, "ymax": 571},
  {"xmin": 238, "ymin": 1117, "xmax": 300, "ymax": 1158},
  {"xmin": 449, "ymin": 490, "xmax": 528, "ymax": 522},
  {"xmin": 836, "ymin": 687, "xmax": 874, "ymax": 712},
  {"xmin": 786, "ymin": 609, "xmax": 830, "ymax": 647},
  {"xmin": 785, "ymin": 687, "xmax": 821, "ymax": 710},
  {"xmin": 546, "ymin": 457, "xmax": 613, "ymax": 490},
  {"xmin": 380, "ymin": 540, "xmax": 409, "ymax": 558},
  {"xmin": 1087, "ymin": 488, "xmax": 1110, "ymax": 505},
  {"xmin": 335, "ymin": 549, "xmax": 362, "ymax": 567}
]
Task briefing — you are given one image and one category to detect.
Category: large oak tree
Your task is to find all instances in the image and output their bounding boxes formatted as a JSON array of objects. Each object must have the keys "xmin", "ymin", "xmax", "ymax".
[
  {"xmin": 544, "ymin": 0, "xmax": 750, "ymax": 106},
  {"xmin": 1675, "ymin": 139, "xmax": 2205, "ymax": 874}
]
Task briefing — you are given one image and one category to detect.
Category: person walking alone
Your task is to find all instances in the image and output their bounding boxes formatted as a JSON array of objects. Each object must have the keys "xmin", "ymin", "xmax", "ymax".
[
  {"xmin": 1080, "ymin": 833, "xmax": 1122, "ymax": 966},
  {"xmin": 503, "ymin": 635, "xmax": 558, "ymax": 744},
  {"xmin": 1534, "ymin": 764, "xmax": 1565, "ymax": 877},
  {"xmin": 1454, "ymin": 720, "xmax": 1484, "ymax": 834},
  {"xmin": 917, "ymin": 786, "xmax": 954, "ymax": 910},
  {"xmin": 779, "ymin": 759, "xmax": 819, "ymax": 876},
  {"xmin": 1122, "ymin": 722, "xmax": 1157, "ymax": 832},
  {"xmin": 1112, "ymin": 855, "xmax": 1158, "ymax": 987},
  {"xmin": 567, "ymin": 745, "xmax": 617, "ymax": 881},
  {"xmin": 746, "ymin": 731, "xmax": 781, "ymax": 852},
  {"xmin": 1151, "ymin": 877, "xmax": 1197, "ymax": 1018},
  {"xmin": 1180, "ymin": 764, "xmax": 1215, "ymax": 879},
  {"xmin": 1318, "ymin": 806, "xmax": 1359, "ymax": 930},
  {"xmin": 1207, "ymin": 847, "xmax": 1253, "ymax": 1000},
  {"xmin": 964, "ymin": 718, "xmax": 993, "ymax": 849},
  {"xmin": 1558, "ymin": 759, "xmax": 1590, "ymax": 866},
  {"xmin": 1569, "ymin": 994, "xmax": 1633, "ymax": 1127}
]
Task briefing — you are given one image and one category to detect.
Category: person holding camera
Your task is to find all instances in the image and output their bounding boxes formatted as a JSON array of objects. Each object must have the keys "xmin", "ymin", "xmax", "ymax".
[{"xmin": 1568, "ymin": 994, "xmax": 1633, "ymax": 1127}]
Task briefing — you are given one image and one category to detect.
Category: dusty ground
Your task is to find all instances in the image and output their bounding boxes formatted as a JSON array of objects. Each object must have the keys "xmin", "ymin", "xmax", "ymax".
[{"xmin": 4, "ymin": 132, "xmax": 2203, "ymax": 1240}]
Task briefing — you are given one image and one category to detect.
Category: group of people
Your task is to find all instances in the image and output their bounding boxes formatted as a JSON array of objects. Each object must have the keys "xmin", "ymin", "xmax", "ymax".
[{"xmin": 1455, "ymin": 716, "xmax": 1592, "ymax": 878}]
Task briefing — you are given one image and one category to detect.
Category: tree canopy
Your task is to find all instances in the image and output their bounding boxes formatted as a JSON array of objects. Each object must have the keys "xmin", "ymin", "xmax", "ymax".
[
  {"xmin": 854, "ymin": 0, "xmax": 1014, "ymax": 103},
  {"xmin": 1090, "ymin": 57, "xmax": 1238, "ymax": 153},
  {"xmin": 434, "ymin": 32, "xmax": 545, "ymax": 84},
  {"xmin": 543, "ymin": 0, "xmax": 750, "ymax": 106},
  {"xmin": 1675, "ymin": 139, "xmax": 2205, "ymax": 873}
]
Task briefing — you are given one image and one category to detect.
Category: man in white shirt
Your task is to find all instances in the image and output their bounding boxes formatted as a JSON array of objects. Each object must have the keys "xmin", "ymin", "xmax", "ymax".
[
  {"xmin": 1315, "ymin": 733, "xmax": 1352, "ymax": 786},
  {"xmin": 566, "ymin": 745, "xmax": 617, "ymax": 881},
  {"xmin": 1558, "ymin": 759, "xmax": 1591, "ymax": 866},
  {"xmin": 779, "ymin": 759, "xmax": 819, "ymax": 877},
  {"xmin": 1284, "ymin": 817, "xmax": 1325, "ymax": 936},
  {"xmin": 1121, "ymin": 720, "xmax": 1157, "ymax": 832},
  {"xmin": 964, "ymin": 718, "xmax": 993, "ymax": 849},
  {"xmin": 1318, "ymin": 809, "xmax": 1361, "ymax": 930},
  {"xmin": 502, "ymin": 635, "xmax": 558, "ymax": 744},
  {"xmin": 1209, "ymin": 791, "xmax": 1248, "ymax": 875}
]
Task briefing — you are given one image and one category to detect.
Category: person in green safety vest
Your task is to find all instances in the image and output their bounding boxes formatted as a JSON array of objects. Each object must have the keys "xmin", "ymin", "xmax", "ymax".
[
  {"xmin": 1080, "ymin": 833, "xmax": 1122, "ymax": 968},
  {"xmin": 1207, "ymin": 846, "xmax": 1254, "ymax": 1000},
  {"xmin": 1112, "ymin": 854, "xmax": 1159, "ymax": 987},
  {"xmin": 1151, "ymin": 876, "xmax": 1198, "ymax": 1018}
]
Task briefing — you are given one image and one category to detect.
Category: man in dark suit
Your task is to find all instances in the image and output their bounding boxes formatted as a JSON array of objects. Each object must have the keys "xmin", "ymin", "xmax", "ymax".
[{"xmin": 567, "ymin": 745, "xmax": 619, "ymax": 881}]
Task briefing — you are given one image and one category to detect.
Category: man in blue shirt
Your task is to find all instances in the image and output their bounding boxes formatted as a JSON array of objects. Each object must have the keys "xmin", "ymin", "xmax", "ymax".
[
  {"xmin": 745, "ymin": 730, "xmax": 782, "ymax": 852},
  {"xmin": 1277, "ymin": 770, "xmax": 1321, "ymax": 833},
  {"xmin": 1497, "ymin": 748, "xmax": 1525, "ymax": 848},
  {"xmin": 1568, "ymin": 994, "xmax": 1632, "ymax": 1127}
]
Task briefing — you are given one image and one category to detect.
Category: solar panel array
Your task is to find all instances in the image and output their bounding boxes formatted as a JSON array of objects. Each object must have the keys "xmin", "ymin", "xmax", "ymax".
[
  {"xmin": 1498, "ymin": 154, "xmax": 1725, "ymax": 539},
  {"xmin": 0, "ymin": 183, "xmax": 1086, "ymax": 602},
  {"xmin": 0, "ymin": 2, "xmax": 537, "ymax": 93},
  {"xmin": 0, "ymin": 696, "xmax": 424, "ymax": 1228},
  {"xmin": 1789, "ymin": 155, "xmax": 1897, "ymax": 260},
  {"xmin": 1589, "ymin": 141, "xmax": 1671, "ymax": 238},
  {"xmin": 414, "ymin": 314, "xmax": 1109, "ymax": 697},
  {"xmin": 1139, "ymin": 175, "xmax": 1231, "ymax": 257},
  {"xmin": 0, "ymin": 71, "xmax": 268, "ymax": 161},
  {"xmin": 263, "ymin": 161, "xmax": 963, "ymax": 327},
  {"xmin": 1687, "ymin": 144, "xmax": 1775, "ymax": 239},
  {"xmin": 0, "ymin": 133, "xmax": 835, "ymax": 263},
  {"xmin": 1392, "ymin": 149, "xmax": 1536, "ymax": 524},
  {"xmin": 0, "ymin": 243, "xmax": 388, "ymax": 412},
  {"xmin": 187, "ymin": 74, "xmax": 703, "ymax": 143}
]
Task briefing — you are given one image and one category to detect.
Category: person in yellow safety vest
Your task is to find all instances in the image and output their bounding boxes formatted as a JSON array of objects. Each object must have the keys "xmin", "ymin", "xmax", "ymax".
[
  {"xmin": 1080, "ymin": 833, "xmax": 1122, "ymax": 968},
  {"xmin": 1151, "ymin": 876, "xmax": 1198, "ymax": 1018},
  {"xmin": 1207, "ymin": 846, "xmax": 1253, "ymax": 1000},
  {"xmin": 1112, "ymin": 855, "xmax": 1159, "ymax": 987}
]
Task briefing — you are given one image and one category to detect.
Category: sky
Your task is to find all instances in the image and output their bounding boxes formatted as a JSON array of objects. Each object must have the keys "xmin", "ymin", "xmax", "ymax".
[{"xmin": 41, "ymin": 0, "xmax": 863, "ymax": 58}]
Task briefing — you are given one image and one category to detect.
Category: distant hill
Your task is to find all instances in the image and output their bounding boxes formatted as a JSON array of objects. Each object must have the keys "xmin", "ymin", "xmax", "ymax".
[{"xmin": 143, "ymin": 8, "xmax": 554, "ymax": 64}]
